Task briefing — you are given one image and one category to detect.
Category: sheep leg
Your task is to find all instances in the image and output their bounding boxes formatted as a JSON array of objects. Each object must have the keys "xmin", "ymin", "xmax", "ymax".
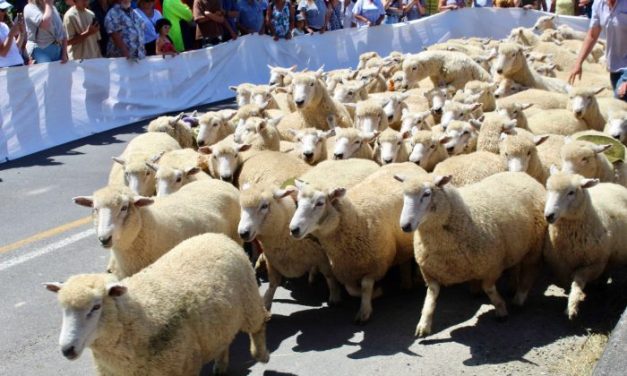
[
  {"xmin": 308, "ymin": 266, "xmax": 319, "ymax": 285},
  {"xmin": 482, "ymin": 280, "xmax": 508, "ymax": 318},
  {"xmin": 263, "ymin": 261, "xmax": 282, "ymax": 311},
  {"xmin": 512, "ymin": 248, "xmax": 541, "ymax": 306},
  {"xmin": 213, "ymin": 348, "xmax": 229, "ymax": 375},
  {"xmin": 354, "ymin": 277, "xmax": 375, "ymax": 324},
  {"xmin": 567, "ymin": 263, "xmax": 606, "ymax": 320},
  {"xmin": 318, "ymin": 263, "xmax": 342, "ymax": 305},
  {"xmin": 399, "ymin": 261, "xmax": 413, "ymax": 290},
  {"xmin": 249, "ymin": 324, "xmax": 270, "ymax": 363},
  {"xmin": 416, "ymin": 278, "xmax": 440, "ymax": 337}
]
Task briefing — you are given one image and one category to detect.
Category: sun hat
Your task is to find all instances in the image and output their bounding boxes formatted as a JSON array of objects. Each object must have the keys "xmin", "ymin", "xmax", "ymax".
[
  {"xmin": 0, "ymin": 0, "xmax": 14, "ymax": 10},
  {"xmin": 296, "ymin": 13, "xmax": 305, "ymax": 21}
]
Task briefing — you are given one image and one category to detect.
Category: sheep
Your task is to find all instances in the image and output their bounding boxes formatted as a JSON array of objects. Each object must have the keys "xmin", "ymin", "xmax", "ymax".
[
  {"xmin": 236, "ymin": 150, "xmax": 311, "ymax": 188},
  {"xmin": 400, "ymin": 109, "xmax": 433, "ymax": 135},
  {"xmin": 495, "ymin": 102, "xmax": 534, "ymax": 130},
  {"xmin": 494, "ymin": 43, "xmax": 570, "ymax": 94},
  {"xmin": 288, "ymin": 162, "xmax": 427, "ymax": 323},
  {"xmin": 476, "ymin": 113, "xmax": 519, "ymax": 154},
  {"xmin": 569, "ymin": 87, "xmax": 627, "ymax": 131},
  {"xmin": 499, "ymin": 133, "xmax": 551, "ymax": 184},
  {"xmin": 455, "ymin": 81, "xmax": 497, "ymax": 112},
  {"xmin": 493, "ymin": 77, "xmax": 528, "ymax": 99},
  {"xmin": 329, "ymin": 127, "xmax": 377, "ymax": 160},
  {"xmin": 238, "ymin": 116, "xmax": 282, "ymax": 151},
  {"xmin": 402, "ymin": 50, "xmax": 492, "ymax": 90},
  {"xmin": 378, "ymin": 93, "xmax": 409, "ymax": 130},
  {"xmin": 348, "ymin": 99, "xmax": 389, "ymax": 134},
  {"xmin": 108, "ymin": 132, "xmax": 181, "ymax": 196},
  {"xmin": 355, "ymin": 66, "xmax": 388, "ymax": 93},
  {"xmin": 560, "ymin": 138, "xmax": 627, "ymax": 186},
  {"xmin": 424, "ymin": 85, "xmax": 457, "ymax": 123},
  {"xmin": 73, "ymin": 181, "xmax": 241, "ymax": 278},
  {"xmin": 297, "ymin": 159, "xmax": 380, "ymax": 191},
  {"xmin": 396, "ymin": 172, "xmax": 546, "ymax": 336},
  {"xmin": 44, "ymin": 233, "xmax": 269, "ymax": 376},
  {"xmin": 268, "ymin": 64, "xmax": 297, "ymax": 87},
  {"xmin": 388, "ymin": 70, "xmax": 419, "ymax": 92},
  {"xmin": 407, "ymin": 130, "xmax": 449, "ymax": 171},
  {"xmin": 230, "ymin": 104, "xmax": 269, "ymax": 138},
  {"xmin": 148, "ymin": 148, "xmax": 211, "ymax": 197},
  {"xmin": 250, "ymin": 84, "xmax": 296, "ymax": 114},
  {"xmin": 196, "ymin": 109, "xmax": 237, "ymax": 147},
  {"xmin": 332, "ymin": 79, "xmax": 369, "ymax": 104},
  {"xmin": 496, "ymin": 89, "xmax": 568, "ymax": 114},
  {"xmin": 356, "ymin": 51, "xmax": 381, "ymax": 70},
  {"xmin": 534, "ymin": 62, "xmax": 559, "ymax": 77},
  {"xmin": 506, "ymin": 27, "xmax": 579, "ymax": 69},
  {"xmin": 432, "ymin": 151, "xmax": 506, "ymax": 186},
  {"xmin": 324, "ymin": 68, "xmax": 355, "ymax": 93},
  {"xmin": 229, "ymin": 83, "xmax": 256, "ymax": 107},
  {"xmin": 147, "ymin": 113, "xmax": 197, "ymax": 149},
  {"xmin": 526, "ymin": 109, "xmax": 590, "ymax": 136},
  {"xmin": 606, "ymin": 110, "xmax": 627, "ymax": 144},
  {"xmin": 472, "ymin": 48, "xmax": 498, "ymax": 73},
  {"xmin": 238, "ymin": 184, "xmax": 341, "ymax": 310},
  {"xmin": 199, "ymin": 141, "xmax": 252, "ymax": 183},
  {"xmin": 533, "ymin": 15, "xmax": 587, "ymax": 41},
  {"xmin": 288, "ymin": 128, "xmax": 335, "ymax": 165},
  {"xmin": 373, "ymin": 128, "xmax": 411, "ymax": 165},
  {"xmin": 543, "ymin": 168, "xmax": 627, "ymax": 319},
  {"xmin": 440, "ymin": 100, "xmax": 482, "ymax": 129},
  {"xmin": 440, "ymin": 119, "xmax": 482, "ymax": 155},
  {"xmin": 277, "ymin": 70, "xmax": 353, "ymax": 140}
]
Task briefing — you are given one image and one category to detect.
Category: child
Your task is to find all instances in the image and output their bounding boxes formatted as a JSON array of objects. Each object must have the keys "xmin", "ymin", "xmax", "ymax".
[
  {"xmin": 155, "ymin": 18, "xmax": 177, "ymax": 56},
  {"xmin": 291, "ymin": 13, "xmax": 307, "ymax": 37}
]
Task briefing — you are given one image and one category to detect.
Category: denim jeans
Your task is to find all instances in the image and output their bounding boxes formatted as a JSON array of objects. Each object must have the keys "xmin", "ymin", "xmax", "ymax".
[
  {"xmin": 30, "ymin": 43, "xmax": 61, "ymax": 64},
  {"xmin": 611, "ymin": 70, "xmax": 627, "ymax": 102}
]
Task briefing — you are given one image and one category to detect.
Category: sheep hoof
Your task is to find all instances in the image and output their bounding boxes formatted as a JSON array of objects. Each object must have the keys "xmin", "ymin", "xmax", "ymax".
[
  {"xmin": 327, "ymin": 294, "xmax": 342, "ymax": 307},
  {"xmin": 415, "ymin": 323, "xmax": 431, "ymax": 337},
  {"xmin": 354, "ymin": 310, "xmax": 371, "ymax": 325},
  {"xmin": 255, "ymin": 351, "xmax": 270, "ymax": 364},
  {"xmin": 567, "ymin": 307, "xmax": 579, "ymax": 321},
  {"xmin": 213, "ymin": 362, "xmax": 228, "ymax": 375}
]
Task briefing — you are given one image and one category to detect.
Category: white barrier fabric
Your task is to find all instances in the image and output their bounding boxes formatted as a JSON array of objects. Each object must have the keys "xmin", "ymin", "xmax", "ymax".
[{"xmin": 0, "ymin": 8, "xmax": 589, "ymax": 163}]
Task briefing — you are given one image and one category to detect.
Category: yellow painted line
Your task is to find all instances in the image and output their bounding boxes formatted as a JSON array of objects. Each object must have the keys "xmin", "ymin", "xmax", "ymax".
[{"xmin": 0, "ymin": 216, "xmax": 92, "ymax": 254}]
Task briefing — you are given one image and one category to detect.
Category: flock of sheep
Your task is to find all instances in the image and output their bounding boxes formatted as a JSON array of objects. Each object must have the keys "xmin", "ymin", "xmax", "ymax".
[{"xmin": 43, "ymin": 14, "xmax": 627, "ymax": 376}]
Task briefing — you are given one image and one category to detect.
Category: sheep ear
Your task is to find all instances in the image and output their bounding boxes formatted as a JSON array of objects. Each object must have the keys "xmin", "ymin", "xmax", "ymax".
[
  {"xmin": 286, "ymin": 129, "xmax": 298, "ymax": 137},
  {"xmin": 237, "ymin": 144, "xmax": 252, "ymax": 153},
  {"xmin": 594, "ymin": 87, "xmax": 604, "ymax": 95},
  {"xmin": 401, "ymin": 131, "xmax": 411, "ymax": 139},
  {"xmin": 580, "ymin": 178, "xmax": 599, "ymax": 189},
  {"xmin": 324, "ymin": 128, "xmax": 336, "ymax": 138},
  {"xmin": 327, "ymin": 187, "xmax": 346, "ymax": 202},
  {"xmin": 186, "ymin": 167, "xmax": 201, "ymax": 176},
  {"xmin": 288, "ymin": 65, "xmax": 297, "ymax": 72},
  {"xmin": 73, "ymin": 196, "xmax": 94, "ymax": 208},
  {"xmin": 267, "ymin": 64, "xmax": 275, "ymax": 70},
  {"xmin": 434, "ymin": 175, "xmax": 452, "ymax": 187},
  {"xmin": 106, "ymin": 283, "xmax": 128, "ymax": 297},
  {"xmin": 504, "ymin": 119, "xmax": 518, "ymax": 130},
  {"xmin": 220, "ymin": 109, "xmax": 238, "ymax": 121},
  {"xmin": 267, "ymin": 116, "xmax": 283, "ymax": 127},
  {"xmin": 145, "ymin": 162, "xmax": 159, "ymax": 172},
  {"xmin": 533, "ymin": 135, "xmax": 549, "ymax": 146},
  {"xmin": 150, "ymin": 151, "xmax": 165, "ymax": 163},
  {"xmin": 229, "ymin": 85, "xmax": 238, "ymax": 92},
  {"xmin": 273, "ymin": 187, "xmax": 297, "ymax": 200},
  {"xmin": 549, "ymin": 15, "xmax": 556, "ymax": 20},
  {"xmin": 133, "ymin": 197, "xmax": 154, "ymax": 207},
  {"xmin": 198, "ymin": 146, "xmax": 212, "ymax": 155},
  {"xmin": 549, "ymin": 164, "xmax": 560, "ymax": 175},
  {"xmin": 469, "ymin": 119, "xmax": 482, "ymax": 130},
  {"xmin": 43, "ymin": 282, "xmax": 63, "ymax": 293},
  {"xmin": 439, "ymin": 136, "xmax": 451, "ymax": 145},
  {"xmin": 520, "ymin": 103, "xmax": 533, "ymax": 110},
  {"xmin": 362, "ymin": 131, "xmax": 380, "ymax": 143},
  {"xmin": 393, "ymin": 174, "xmax": 406, "ymax": 183},
  {"xmin": 499, "ymin": 133, "xmax": 509, "ymax": 142},
  {"xmin": 592, "ymin": 144, "xmax": 612, "ymax": 154},
  {"xmin": 112, "ymin": 156, "xmax": 126, "ymax": 166},
  {"xmin": 314, "ymin": 66, "xmax": 325, "ymax": 79},
  {"xmin": 343, "ymin": 103, "xmax": 357, "ymax": 111}
]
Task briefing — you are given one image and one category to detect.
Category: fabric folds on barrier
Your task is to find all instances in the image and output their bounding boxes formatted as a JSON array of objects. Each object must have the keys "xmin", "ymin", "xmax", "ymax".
[{"xmin": 0, "ymin": 9, "xmax": 588, "ymax": 163}]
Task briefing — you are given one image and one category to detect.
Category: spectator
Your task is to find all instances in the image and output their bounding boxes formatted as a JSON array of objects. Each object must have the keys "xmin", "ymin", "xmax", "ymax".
[
  {"xmin": 569, "ymin": 0, "xmax": 626, "ymax": 101},
  {"xmin": 473, "ymin": 0, "xmax": 492, "ymax": 7},
  {"xmin": 162, "ymin": 0, "xmax": 192, "ymax": 51},
  {"xmin": 352, "ymin": 0, "xmax": 384, "ymax": 27},
  {"xmin": 342, "ymin": 0, "xmax": 356, "ymax": 27},
  {"xmin": 266, "ymin": 0, "xmax": 293, "ymax": 40},
  {"xmin": 403, "ymin": 0, "xmax": 425, "ymax": 20},
  {"xmin": 384, "ymin": 0, "xmax": 403, "ymax": 24},
  {"xmin": 298, "ymin": 0, "xmax": 327, "ymax": 33},
  {"xmin": 89, "ymin": 0, "xmax": 110, "ymax": 56},
  {"xmin": 104, "ymin": 0, "xmax": 145, "ymax": 58},
  {"xmin": 551, "ymin": 0, "xmax": 578, "ymax": 14},
  {"xmin": 221, "ymin": 0, "xmax": 238, "ymax": 40},
  {"xmin": 194, "ymin": 0, "xmax": 236, "ymax": 47},
  {"xmin": 24, "ymin": 0, "xmax": 68, "ymax": 63},
  {"xmin": 0, "ymin": 0, "xmax": 27, "ymax": 67},
  {"xmin": 327, "ymin": 0, "xmax": 343, "ymax": 30},
  {"xmin": 237, "ymin": 0, "xmax": 265, "ymax": 35},
  {"xmin": 516, "ymin": 0, "xmax": 547, "ymax": 9},
  {"xmin": 63, "ymin": 0, "xmax": 102, "ymax": 59},
  {"xmin": 438, "ymin": 0, "xmax": 464, "ymax": 11},
  {"xmin": 134, "ymin": 0, "xmax": 162, "ymax": 55},
  {"xmin": 291, "ymin": 11, "xmax": 306, "ymax": 36},
  {"xmin": 155, "ymin": 17, "xmax": 176, "ymax": 54}
]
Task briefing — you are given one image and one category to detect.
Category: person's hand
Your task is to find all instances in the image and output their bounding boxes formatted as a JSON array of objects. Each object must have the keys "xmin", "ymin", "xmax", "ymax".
[
  {"xmin": 366, "ymin": 20, "xmax": 372, "ymax": 27},
  {"xmin": 85, "ymin": 23, "xmax": 99, "ymax": 36},
  {"xmin": 273, "ymin": 34, "xmax": 279, "ymax": 41},
  {"xmin": 523, "ymin": 4, "xmax": 533, "ymax": 9},
  {"xmin": 578, "ymin": 0, "xmax": 590, "ymax": 6},
  {"xmin": 306, "ymin": 27, "xmax": 314, "ymax": 33},
  {"xmin": 61, "ymin": 51, "xmax": 68, "ymax": 64},
  {"xmin": 230, "ymin": 32, "xmax": 238, "ymax": 40},
  {"xmin": 286, "ymin": 33, "xmax": 292, "ymax": 40},
  {"xmin": 9, "ymin": 22, "xmax": 21, "ymax": 37},
  {"xmin": 320, "ymin": 27, "xmax": 325, "ymax": 34},
  {"xmin": 619, "ymin": 82, "xmax": 627, "ymax": 98},
  {"xmin": 568, "ymin": 63, "xmax": 582, "ymax": 85},
  {"xmin": 450, "ymin": 4, "xmax": 458, "ymax": 10}
]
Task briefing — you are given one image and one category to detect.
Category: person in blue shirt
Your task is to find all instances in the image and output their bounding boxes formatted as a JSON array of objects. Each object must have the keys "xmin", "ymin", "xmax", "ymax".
[
  {"xmin": 221, "ymin": 0, "xmax": 238, "ymax": 39},
  {"xmin": 402, "ymin": 0, "xmax": 425, "ymax": 21},
  {"xmin": 237, "ymin": 0, "xmax": 265, "ymax": 34},
  {"xmin": 352, "ymin": 0, "xmax": 385, "ymax": 27},
  {"xmin": 473, "ymin": 0, "xmax": 493, "ymax": 7}
]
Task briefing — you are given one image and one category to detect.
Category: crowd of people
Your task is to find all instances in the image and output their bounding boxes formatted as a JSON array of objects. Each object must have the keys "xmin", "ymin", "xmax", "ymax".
[{"xmin": 0, "ymin": 0, "xmax": 603, "ymax": 68}]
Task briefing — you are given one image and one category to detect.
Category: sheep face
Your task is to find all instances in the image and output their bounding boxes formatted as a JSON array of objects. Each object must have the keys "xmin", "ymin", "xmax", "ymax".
[
  {"xmin": 357, "ymin": 52, "xmax": 379, "ymax": 70},
  {"xmin": 356, "ymin": 67, "xmax": 382, "ymax": 87},
  {"xmin": 251, "ymin": 86, "xmax": 274, "ymax": 109},
  {"xmin": 390, "ymin": 71, "xmax": 409, "ymax": 92},
  {"xmin": 293, "ymin": 128, "xmax": 334, "ymax": 164},
  {"xmin": 382, "ymin": 94, "xmax": 408, "ymax": 124},
  {"xmin": 268, "ymin": 65, "xmax": 296, "ymax": 86},
  {"xmin": 441, "ymin": 120, "xmax": 480, "ymax": 155},
  {"xmin": 544, "ymin": 168, "xmax": 598, "ymax": 223},
  {"xmin": 401, "ymin": 57, "xmax": 425, "ymax": 87},
  {"xmin": 288, "ymin": 182, "xmax": 345, "ymax": 239},
  {"xmin": 333, "ymin": 128, "xmax": 375, "ymax": 160},
  {"xmin": 154, "ymin": 166, "xmax": 200, "ymax": 197},
  {"xmin": 354, "ymin": 101, "xmax": 387, "ymax": 134},
  {"xmin": 376, "ymin": 130, "xmax": 409, "ymax": 165},
  {"xmin": 332, "ymin": 80, "xmax": 366, "ymax": 103},
  {"xmin": 494, "ymin": 43, "xmax": 525, "ymax": 76},
  {"xmin": 560, "ymin": 141, "xmax": 612, "ymax": 179},
  {"xmin": 607, "ymin": 111, "xmax": 627, "ymax": 143},
  {"xmin": 494, "ymin": 78, "xmax": 526, "ymax": 98},
  {"xmin": 292, "ymin": 74, "xmax": 321, "ymax": 109},
  {"xmin": 201, "ymin": 143, "xmax": 250, "ymax": 182},
  {"xmin": 440, "ymin": 101, "xmax": 480, "ymax": 128},
  {"xmin": 408, "ymin": 131, "xmax": 445, "ymax": 167},
  {"xmin": 497, "ymin": 102, "xmax": 530, "ymax": 124},
  {"xmin": 238, "ymin": 186, "xmax": 273, "ymax": 242},
  {"xmin": 396, "ymin": 174, "xmax": 452, "ymax": 232},
  {"xmin": 400, "ymin": 109, "xmax": 430, "ymax": 135},
  {"xmin": 45, "ymin": 275, "xmax": 127, "ymax": 361},
  {"xmin": 233, "ymin": 105, "xmax": 264, "ymax": 143},
  {"xmin": 73, "ymin": 185, "xmax": 154, "ymax": 248},
  {"xmin": 197, "ymin": 111, "xmax": 235, "ymax": 147},
  {"xmin": 569, "ymin": 88, "xmax": 604, "ymax": 119},
  {"xmin": 113, "ymin": 155, "xmax": 157, "ymax": 197},
  {"xmin": 499, "ymin": 134, "xmax": 535, "ymax": 172},
  {"xmin": 229, "ymin": 84, "xmax": 253, "ymax": 107},
  {"xmin": 426, "ymin": 86, "xmax": 454, "ymax": 115},
  {"xmin": 533, "ymin": 15, "xmax": 555, "ymax": 32}
]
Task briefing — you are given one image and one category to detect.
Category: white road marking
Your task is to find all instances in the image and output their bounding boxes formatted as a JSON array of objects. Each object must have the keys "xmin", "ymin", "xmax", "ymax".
[{"xmin": 0, "ymin": 229, "xmax": 95, "ymax": 272}]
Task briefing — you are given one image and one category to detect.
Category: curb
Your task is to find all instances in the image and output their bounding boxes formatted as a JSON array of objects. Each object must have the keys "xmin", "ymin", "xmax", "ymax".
[{"xmin": 593, "ymin": 308, "xmax": 627, "ymax": 375}]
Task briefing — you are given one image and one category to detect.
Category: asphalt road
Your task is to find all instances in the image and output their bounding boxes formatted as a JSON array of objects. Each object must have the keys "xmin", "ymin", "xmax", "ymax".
[{"xmin": 1, "ymin": 105, "xmax": 626, "ymax": 376}]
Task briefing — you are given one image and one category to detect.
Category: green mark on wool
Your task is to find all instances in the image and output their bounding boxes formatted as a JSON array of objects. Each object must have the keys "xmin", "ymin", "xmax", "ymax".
[
  {"xmin": 280, "ymin": 177, "xmax": 297, "ymax": 189},
  {"xmin": 576, "ymin": 135, "xmax": 625, "ymax": 164},
  {"xmin": 147, "ymin": 294, "xmax": 195, "ymax": 356}
]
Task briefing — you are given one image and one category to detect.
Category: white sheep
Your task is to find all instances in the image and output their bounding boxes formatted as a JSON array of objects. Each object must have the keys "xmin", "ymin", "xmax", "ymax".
[
  {"xmin": 356, "ymin": 51, "xmax": 381, "ymax": 70},
  {"xmin": 440, "ymin": 119, "xmax": 482, "ymax": 155},
  {"xmin": 199, "ymin": 141, "xmax": 252, "ymax": 183},
  {"xmin": 332, "ymin": 79, "xmax": 369, "ymax": 104},
  {"xmin": 238, "ymin": 116, "xmax": 282, "ymax": 151},
  {"xmin": 432, "ymin": 151, "xmax": 506, "ymax": 186},
  {"xmin": 533, "ymin": 15, "xmax": 587, "ymax": 41},
  {"xmin": 440, "ymin": 100, "xmax": 482, "ymax": 129},
  {"xmin": 544, "ymin": 168, "xmax": 627, "ymax": 319},
  {"xmin": 493, "ymin": 78, "xmax": 529, "ymax": 99},
  {"xmin": 268, "ymin": 64, "xmax": 297, "ymax": 86},
  {"xmin": 402, "ymin": 50, "xmax": 492, "ymax": 90},
  {"xmin": 407, "ymin": 130, "xmax": 449, "ymax": 171},
  {"xmin": 196, "ymin": 109, "xmax": 238, "ymax": 147},
  {"xmin": 147, "ymin": 113, "xmax": 197, "ymax": 149},
  {"xmin": 324, "ymin": 68, "xmax": 355, "ymax": 93},
  {"xmin": 396, "ymin": 172, "xmax": 546, "ymax": 336},
  {"xmin": 526, "ymin": 109, "xmax": 591, "ymax": 136},
  {"xmin": 373, "ymin": 128, "xmax": 411, "ymax": 165},
  {"xmin": 238, "ymin": 184, "xmax": 341, "ymax": 310},
  {"xmin": 236, "ymin": 150, "xmax": 311, "ymax": 188},
  {"xmin": 606, "ymin": 110, "xmax": 627, "ymax": 144},
  {"xmin": 499, "ymin": 133, "xmax": 551, "ymax": 184},
  {"xmin": 108, "ymin": 132, "xmax": 181, "ymax": 196},
  {"xmin": 506, "ymin": 27, "xmax": 579, "ymax": 69},
  {"xmin": 44, "ymin": 233, "xmax": 269, "ymax": 375},
  {"xmin": 388, "ymin": 70, "xmax": 419, "ymax": 92},
  {"xmin": 148, "ymin": 148, "xmax": 211, "ymax": 197},
  {"xmin": 355, "ymin": 66, "xmax": 388, "ymax": 93},
  {"xmin": 347, "ymin": 99, "xmax": 389, "ymax": 134},
  {"xmin": 329, "ymin": 127, "xmax": 377, "ymax": 160},
  {"xmin": 494, "ymin": 43, "xmax": 570, "ymax": 94},
  {"xmin": 400, "ymin": 109, "xmax": 433, "ymax": 135},
  {"xmin": 229, "ymin": 83, "xmax": 256, "ymax": 107},
  {"xmin": 73, "ymin": 181, "xmax": 241, "ymax": 278},
  {"xmin": 569, "ymin": 87, "xmax": 627, "ymax": 131},
  {"xmin": 454, "ymin": 81, "xmax": 497, "ymax": 112},
  {"xmin": 289, "ymin": 162, "xmax": 427, "ymax": 323},
  {"xmin": 250, "ymin": 84, "xmax": 296, "ymax": 114},
  {"xmin": 476, "ymin": 113, "xmax": 519, "ymax": 154},
  {"xmin": 560, "ymin": 137, "xmax": 627, "ymax": 187},
  {"xmin": 496, "ymin": 102, "xmax": 535, "ymax": 129},
  {"xmin": 288, "ymin": 127, "xmax": 335, "ymax": 165}
]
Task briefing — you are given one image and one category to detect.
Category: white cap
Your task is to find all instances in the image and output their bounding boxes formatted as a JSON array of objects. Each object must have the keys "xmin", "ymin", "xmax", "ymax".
[{"xmin": 0, "ymin": 0, "xmax": 13, "ymax": 10}]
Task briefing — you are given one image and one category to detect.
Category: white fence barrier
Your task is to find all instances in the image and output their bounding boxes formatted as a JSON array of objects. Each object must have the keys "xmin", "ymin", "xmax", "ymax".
[{"xmin": 0, "ymin": 8, "xmax": 588, "ymax": 163}]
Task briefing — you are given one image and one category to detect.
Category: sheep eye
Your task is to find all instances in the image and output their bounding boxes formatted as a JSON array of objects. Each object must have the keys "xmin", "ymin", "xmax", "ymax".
[
  {"xmin": 176, "ymin": 177, "xmax": 182, "ymax": 183},
  {"xmin": 527, "ymin": 151, "xmax": 531, "ymax": 156},
  {"xmin": 397, "ymin": 141, "xmax": 402, "ymax": 145},
  {"xmin": 260, "ymin": 203, "xmax": 269, "ymax": 210},
  {"xmin": 309, "ymin": 83, "xmax": 314, "ymax": 87},
  {"xmin": 512, "ymin": 111, "xmax": 518, "ymax": 116},
  {"xmin": 423, "ymin": 191, "xmax": 431, "ymax": 197},
  {"xmin": 429, "ymin": 144, "xmax": 435, "ymax": 149},
  {"xmin": 348, "ymin": 91, "xmax": 354, "ymax": 95},
  {"xmin": 213, "ymin": 123, "xmax": 219, "ymax": 127},
  {"xmin": 463, "ymin": 131, "xmax": 470, "ymax": 135},
  {"xmin": 412, "ymin": 67, "xmax": 417, "ymax": 71},
  {"xmin": 87, "ymin": 304, "xmax": 101, "ymax": 316},
  {"xmin": 505, "ymin": 152, "xmax": 509, "ymax": 157},
  {"xmin": 315, "ymin": 201, "xmax": 324, "ymax": 207},
  {"xmin": 568, "ymin": 190, "xmax": 575, "ymax": 196},
  {"xmin": 145, "ymin": 171, "xmax": 150, "ymax": 176},
  {"xmin": 354, "ymin": 140, "xmax": 361, "ymax": 144},
  {"xmin": 121, "ymin": 205, "xmax": 128, "ymax": 212},
  {"xmin": 582, "ymin": 158, "xmax": 588, "ymax": 163}
]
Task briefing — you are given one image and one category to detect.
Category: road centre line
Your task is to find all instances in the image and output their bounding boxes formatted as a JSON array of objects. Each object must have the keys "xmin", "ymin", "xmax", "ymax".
[{"xmin": 0, "ymin": 216, "xmax": 92, "ymax": 255}]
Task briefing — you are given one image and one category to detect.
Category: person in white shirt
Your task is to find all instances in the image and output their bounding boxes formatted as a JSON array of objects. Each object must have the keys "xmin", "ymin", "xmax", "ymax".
[{"xmin": 0, "ymin": 0, "xmax": 26, "ymax": 67}]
